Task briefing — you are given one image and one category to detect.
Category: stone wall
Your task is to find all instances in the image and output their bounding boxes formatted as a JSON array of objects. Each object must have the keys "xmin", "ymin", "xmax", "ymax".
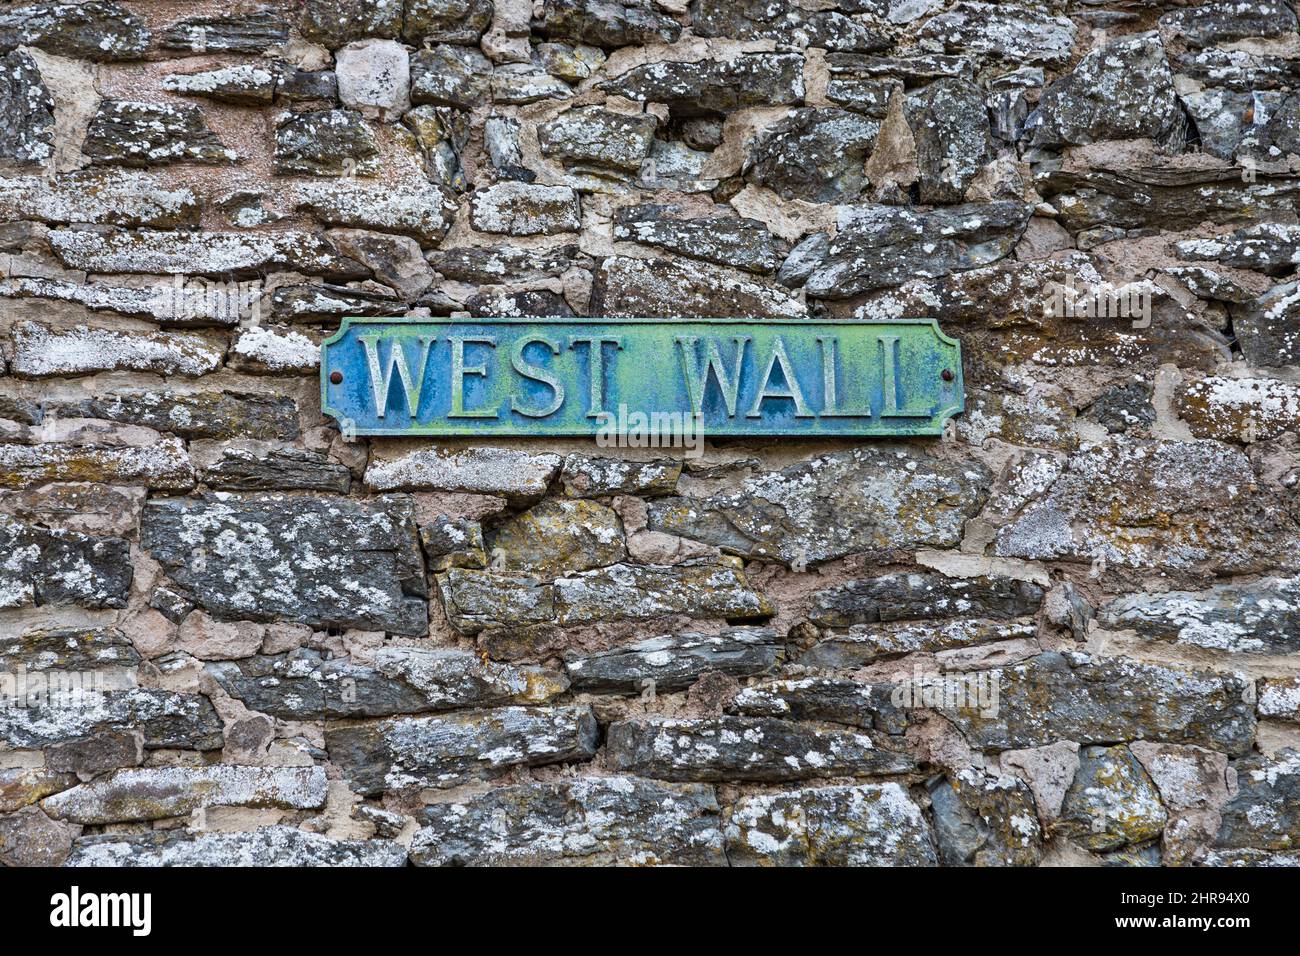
[{"xmin": 1, "ymin": 0, "xmax": 1299, "ymax": 867}]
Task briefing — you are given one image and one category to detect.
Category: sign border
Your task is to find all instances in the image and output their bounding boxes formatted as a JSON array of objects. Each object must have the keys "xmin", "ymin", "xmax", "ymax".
[{"xmin": 320, "ymin": 316, "xmax": 965, "ymax": 437}]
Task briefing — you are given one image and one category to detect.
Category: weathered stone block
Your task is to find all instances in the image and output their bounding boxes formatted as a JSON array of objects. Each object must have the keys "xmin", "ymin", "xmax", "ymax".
[
  {"xmin": 612, "ymin": 206, "xmax": 788, "ymax": 274},
  {"xmin": 0, "ymin": 1, "xmax": 149, "ymax": 61},
  {"xmin": 0, "ymin": 50, "xmax": 52, "ymax": 166},
  {"xmin": 538, "ymin": 0, "xmax": 681, "ymax": 48},
  {"xmin": 365, "ymin": 447, "xmax": 562, "ymax": 495},
  {"xmin": 591, "ymin": 254, "xmax": 805, "ymax": 318},
  {"xmin": 484, "ymin": 499, "xmax": 626, "ymax": 577},
  {"xmin": 0, "ymin": 519, "xmax": 130, "ymax": 609},
  {"xmin": 602, "ymin": 54, "xmax": 804, "ymax": 117},
  {"xmin": 728, "ymin": 676, "xmax": 911, "ymax": 735},
  {"xmin": 746, "ymin": 108, "xmax": 878, "ymax": 203},
  {"xmin": 325, "ymin": 705, "xmax": 599, "ymax": 793},
  {"xmin": 564, "ymin": 627, "xmax": 782, "ymax": 692},
  {"xmin": 68, "ymin": 826, "xmax": 407, "ymax": 866},
  {"xmin": 929, "ymin": 769, "xmax": 1044, "ymax": 866},
  {"xmin": 470, "ymin": 182, "xmax": 581, "ymax": 235},
  {"xmin": 8, "ymin": 322, "xmax": 223, "ymax": 378},
  {"xmin": 0, "ymin": 439, "xmax": 194, "ymax": 491},
  {"xmin": 140, "ymin": 493, "xmax": 428, "ymax": 636},
  {"xmin": 1055, "ymin": 745, "xmax": 1167, "ymax": 852},
  {"xmin": 0, "ymin": 688, "xmax": 223, "ymax": 751},
  {"xmin": 48, "ymin": 229, "xmax": 365, "ymax": 278},
  {"xmin": 83, "ymin": 101, "xmax": 236, "ymax": 166}
]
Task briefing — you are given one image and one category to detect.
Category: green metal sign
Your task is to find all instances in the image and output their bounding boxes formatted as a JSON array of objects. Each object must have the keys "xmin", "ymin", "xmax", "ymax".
[{"xmin": 320, "ymin": 317, "xmax": 963, "ymax": 437}]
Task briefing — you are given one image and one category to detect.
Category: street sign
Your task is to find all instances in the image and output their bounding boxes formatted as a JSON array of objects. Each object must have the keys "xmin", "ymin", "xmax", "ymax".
[{"xmin": 320, "ymin": 317, "xmax": 964, "ymax": 438}]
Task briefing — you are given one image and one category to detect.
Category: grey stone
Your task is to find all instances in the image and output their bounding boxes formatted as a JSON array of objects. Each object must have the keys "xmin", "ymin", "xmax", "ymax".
[
  {"xmin": 8, "ymin": 322, "xmax": 223, "ymax": 378},
  {"xmin": 648, "ymin": 448, "xmax": 991, "ymax": 566},
  {"xmin": 0, "ymin": 807, "xmax": 76, "ymax": 866},
  {"xmin": 0, "ymin": 169, "xmax": 197, "ymax": 228},
  {"xmin": 403, "ymin": 0, "xmax": 493, "ymax": 44},
  {"xmin": 602, "ymin": 54, "xmax": 804, "ymax": 117},
  {"xmin": 591, "ymin": 254, "xmax": 805, "ymax": 318},
  {"xmin": 905, "ymin": 78, "xmax": 992, "ymax": 203},
  {"xmin": 403, "ymin": 105, "xmax": 470, "ymax": 190},
  {"xmin": 42, "ymin": 766, "xmax": 328, "ymax": 825},
  {"xmin": 929, "ymin": 770, "xmax": 1044, "ymax": 866},
  {"xmin": 470, "ymin": 182, "xmax": 581, "ymax": 235},
  {"xmin": 199, "ymin": 447, "xmax": 352, "ymax": 493},
  {"xmin": 275, "ymin": 109, "xmax": 379, "ymax": 177},
  {"xmin": 206, "ymin": 646, "xmax": 567, "ymax": 719},
  {"xmin": 420, "ymin": 517, "xmax": 487, "ymax": 571},
  {"xmin": 537, "ymin": 0, "xmax": 681, "ymax": 48},
  {"xmin": 159, "ymin": 7, "xmax": 287, "ymax": 53},
  {"xmin": 0, "ymin": 626, "xmax": 139, "ymax": 673},
  {"xmin": 777, "ymin": 232, "xmax": 830, "ymax": 286},
  {"xmin": 0, "ymin": 2, "xmax": 149, "ymax": 61},
  {"xmin": 1056, "ymin": 745, "xmax": 1168, "ymax": 851},
  {"xmin": 806, "ymin": 201, "xmax": 1030, "ymax": 299},
  {"xmin": 410, "ymin": 44, "xmax": 491, "ymax": 110},
  {"xmin": 1160, "ymin": 1, "xmax": 1297, "ymax": 49},
  {"xmin": 938, "ymin": 651, "xmax": 1256, "ymax": 756},
  {"xmin": 1233, "ymin": 281, "xmax": 1300, "ymax": 368},
  {"xmin": 0, "ymin": 519, "xmax": 130, "ymax": 610},
  {"xmin": 56, "ymin": 391, "xmax": 299, "ymax": 441},
  {"xmin": 992, "ymin": 437, "xmax": 1300, "ymax": 576},
  {"xmin": 917, "ymin": 2, "xmax": 1076, "ymax": 68},
  {"xmin": 1181, "ymin": 89, "xmax": 1253, "ymax": 160},
  {"xmin": 745, "ymin": 108, "xmax": 878, "ymax": 203},
  {"xmin": 464, "ymin": 288, "xmax": 575, "ymax": 317},
  {"xmin": 271, "ymin": 283, "xmax": 399, "ymax": 323},
  {"xmin": 364, "ymin": 447, "xmax": 563, "ymax": 495},
  {"xmin": 1100, "ymin": 577, "xmax": 1300, "ymax": 655},
  {"xmin": 484, "ymin": 498, "xmax": 626, "ymax": 577},
  {"xmin": 140, "ymin": 493, "xmax": 428, "ymax": 636},
  {"xmin": 431, "ymin": 244, "xmax": 590, "ymax": 284},
  {"xmin": 539, "ymin": 106, "xmax": 657, "ymax": 175},
  {"xmin": 809, "ymin": 572, "xmax": 1044, "ymax": 628},
  {"xmin": 559, "ymin": 454, "xmax": 680, "ymax": 497},
  {"xmin": 727, "ymin": 783, "xmax": 937, "ymax": 866},
  {"xmin": 68, "ymin": 826, "xmax": 407, "ymax": 867},
  {"xmin": 44, "ymin": 732, "xmax": 142, "ymax": 779},
  {"xmin": 1215, "ymin": 751, "xmax": 1300, "ymax": 853},
  {"xmin": 279, "ymin": 67, "xmax": 339, "ymax": 102},
  {"xmin": 0, "ymin": 50, "xmax": 52, "ymax": 166},
  {"xmin": 563, "ymin": 627, "xmax": 782, "ymax": 692},
  {"xmin": 325, "ymin": 705, "xmax": 598, "ymax": 793},
  {"xmin": 553, "ymin": 562, "xmax": 773, "ymax": 625},
  {"xmin": 412, "ymin": 776, "xmax": 725, "ymax": 865},
  {"xmin": 298, "ymin": 0, "xmax": 402, "ymax": 47},
  {"xmin": 692, "ymin": 0, "xmax": 891, "ymax": 53},
  {"xmin": 48, "ymin": 228, "xmax": 365, "ymax": 278},
  {"xmin": 490, "ymin": 65, "xmax": 574, "ymax": 105},
  {"xmin": 800, "ymin": 618, "xmax": 1038, "ymax": 668},
  {"xmin": 83, "ymin": 101, "xmax": 235, "ymax": 167},
  {"xmin": 606, "ymin": 715, "xmax": 915, "ymax": 782},
  {"xmin": 1030, "ymin": 33, "xmax": 1182, "ymax": 148},
  {"xmin": 0, "ymin": 688, "xmax": 223, "ymax": 751},
  {"xmin": 162, "ymin": 65, "xmax": 278, "ymax": 105},
  {"xmin": 0, "ymin": 438, "xmax": 194, "ymax": 491},
  {"xmin": 1177, "ymin": 223, "xmax": 1300, "ymax": 275},
  {"xmin": 728, "ymin": 676, "xmax": 911, "ymax": 735}
]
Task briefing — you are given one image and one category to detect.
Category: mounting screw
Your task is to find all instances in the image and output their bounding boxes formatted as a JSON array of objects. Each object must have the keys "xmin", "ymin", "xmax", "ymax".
[
  {"xmin": 329, "ymin": 370, "xmax": 343, "ymax": 385},
  {"xmin": 941, "ymin": 368, "xmax": 955, "ymax": 382}
]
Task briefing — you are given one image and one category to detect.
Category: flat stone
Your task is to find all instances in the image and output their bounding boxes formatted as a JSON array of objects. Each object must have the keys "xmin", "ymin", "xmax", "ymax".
[
  {"xmin": 1177, "ymin": 223, "xmax": 1300, "ymax": 275},
  {"xmin": 162, "ymin": 65, "xmax": 277, "ymax": 105},
  {"xmin": 1233, "ymin": 282, "xmax": 1300, "ymax": 368},
  {"xmin": 537, "ymin": 0, "xmax": 681, "ymax": 48},
  {"xmin": 0, "ymin": 768, "xmax": 76, "ymax": 813},
  {"xmin": 271, "ymin": 282, "xmax": 399, "ymax": 322},
  {"xmin": 206, "ymin": 646, "xmax": 567, "ymax": 719},
  {"xmin": 49, "ymin": 228, "xmax": 363, "ymax": 278},
  {"xmin": 693, "ymin": 0, "xmax": 891, "ymax": 53},
  {"xmin": 0, "ymin": 439, "xmax": 193, "ymax": 491},
  {"xmin": 42, "ymin": 766, "xmax": 327, "ymax": 824},
  {"xmin": 1160, "ymin": 0, "xmax": 1297, "ymax": 49},
  {"xmin": 412, "ymin": 776, "xmax": 725, "ymax": 866},
  {"xmin": 82, "ymin": 100, "xmax": 236, "ymax": 166},
  {"xmin": 917, "ymin": 2, "xmax": 1076, "ymax": 68},
  {"xmin": 553, "ymin": 561, "xmax": 773, "ymax": 625},
  {"xmin": 0, "ymin": 483, "xmax": 143, "ymax": 537},
  {"xmin": 0, "ymin": 688, "xmax": 223, "ymax": 750},
  {"xmin": 491, "ymin": 65, "xmax": 574, "ymax": 106},
  {"xmin": 929, "ymin": 769, "xmax": 1044, "ymax": 866},
  {"xmin": 727, "ymin": 783, "xmax": 937, "ymax": 865},
  {"xmin": 325, "ymin": 705, "xmax": 599, "ymax": 794},
  {"xmin": 275, "ymin": 109, "xmax": 379, "ymax": 177},
  {"xmin": 0, "ymin": 626, "xmax": 139, "ymax": 673},
  {"xmin": 1259, "ymin": 677, "xmax": 1300, "ymax": 723},
  {"xmin": 602, "ymin": 54, "xmax": 805, "ymax": 117},
  {"xmin": 564, "ymin": 627, "xmax": 782, "ymax": 692},
  {"xmin": 403, "ymin": 0, "xmax": 493, "ymax": 44},
  {"xmin": 808, "ymin": 572, "xmax": 1044, "ymax": 628},
  {"xmin": 806, "ymin": 201, "xmax": 1030, "ymax": 299},
  {"xmin": 68, "ymin": 825, "xmax": 407, "ymax": 866},
  {"xmin": 200, "ymin": 447, "xmax": 350, "ymax": 493},
  {"xmin": 485, "ymin": 499, "xmax": 626, "ymax": 578},
  {"xmin": 606, "ymin": 715, "xmax": 914, "ymax": 782},
  {"xmin": 229, "ymin": 325, "xmax": 321, "ymax": 374},
  {"xmin": 158, "ymin": 7, "xmax": 288, "ymax": 53},
  {"xmin": 648, "ymin": 448, "xmax": 991, "ymax": 566},
  {"xmin": 590, "ymin": 254, "xmax": 805, "ymax": 318},
  {"xmin": 0, "ymin": 807, "xmax": 76, "ymax": 866},
  {"xmin": 1214, "ymin": 750, "xmax": 1300, "ymax": 854},
  {"xmin": 365, "ymin": 447, "xmax": 563, "ymax": 495},
  {"xmin": 614, "ymin": 205, "xmax": 786, "ymax": 274},
  {"xmin": 1056, "ymin": 745, "xmax": 1168, "ymax": 852},
  {"xmin": 559, "ymin": 454, "xmax": 680, "ymax": 497},
  {"xmin": 0, "ymin": 50, "xmax": 52, "ymax": 166},
  {"xmin": 56, "ymin": 391, "xmax": 299, "ymax": 441},
  {"xmin": 937, "ymin": 651, "xmax": 1256, "ymax": 756},
  {"xmin": 0, "ymin": 519, "xmax": 130, "ymax": 609},
  {"xmin": 470, "ymin": 182, "xmax": 581, "ymax": 235},
  {"xmin": 140, "ymin": 493, "xmax": 428, "ymax": 636},
  {"xmin": 1030, "ymin": 32, "xmax": 1182, "ymax": 148},
  {"xmin": 728, "ymin": 676, "xmax": 911, "ymax": 735},
  {"xmin": 1100, "ymin": 577, "xmax": 1300, "ymax": 655},
  {"xmin": 746, "ymin": 108, "xmax": 879, "ymax": 203},
  {"xmin": 0, "ymin": 1, "xmax": 149, "ymax": 61},
  {"xmin": 45, "ymin": 731, "xmax": 142, "ymax": 780},
  {"xmin": 539, "ymin": 106, "xmax": 657, "ymax": 175},
  {"xmin": 0, "ymin": 170, "xmax": 197, "ymax": 228},
  {"xmin": 800, "ymin": 618, "xmax": 1037, "ymax": 668},
  {"xmin": 992, "ymin": 437, "xmax": 1300, "ymax": 576},
  {"xmin": 8, "ymin": 322, "xmax": 223, "ymax": 378}
]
